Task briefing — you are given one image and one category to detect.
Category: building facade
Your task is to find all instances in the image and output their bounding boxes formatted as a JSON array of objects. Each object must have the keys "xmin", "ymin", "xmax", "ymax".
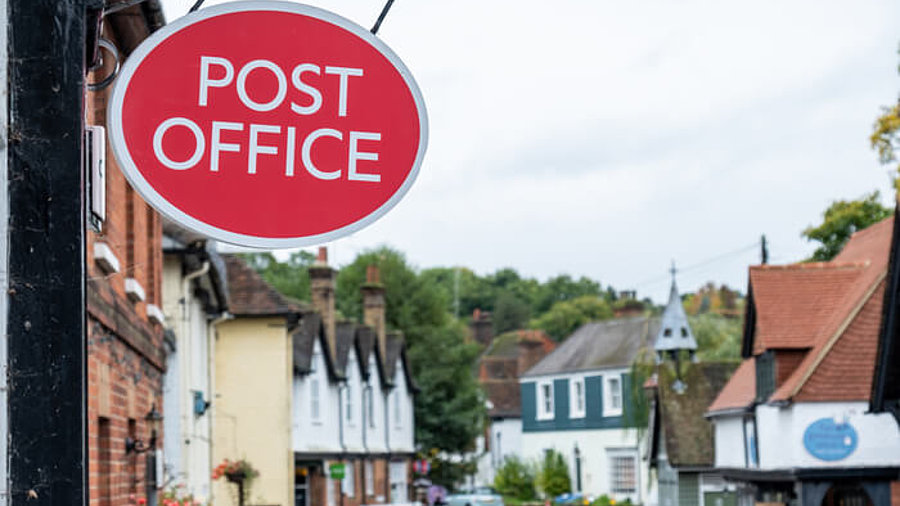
[
  {"xmin": 519, "ymin": 317, "xmax": 657, "ymax": 502},
  {"xmin": 707, "ymin": 217, "xmax": 900, "ymax": 506},
  {"xmin": 160, "ymin": 226, "xmax": 228, "ymax": 503},
  {"xmin": 86, "ymin": 4, "xmax": 167, "ymax": 505}
]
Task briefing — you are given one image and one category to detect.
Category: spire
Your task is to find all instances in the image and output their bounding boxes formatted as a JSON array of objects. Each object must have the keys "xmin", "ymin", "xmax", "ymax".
[{"xmin": 654, "ymin": 262, "xmax": 698, "ymax": 357}]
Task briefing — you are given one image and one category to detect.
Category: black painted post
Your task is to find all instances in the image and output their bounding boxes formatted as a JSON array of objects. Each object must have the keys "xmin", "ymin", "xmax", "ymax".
[{"xmin": 7, "ymin": 0, "xmax": 95, "ymax": 503}]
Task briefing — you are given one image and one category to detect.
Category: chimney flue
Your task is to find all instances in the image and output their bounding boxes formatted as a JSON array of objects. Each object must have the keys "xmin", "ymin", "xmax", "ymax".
[
  {"xmin": 309, "ymin": 247, "xmax": 337, "ymax": 357},
  {"xmin": 362, "ymin": 264, "xmax": 387, "ymax": 360}
]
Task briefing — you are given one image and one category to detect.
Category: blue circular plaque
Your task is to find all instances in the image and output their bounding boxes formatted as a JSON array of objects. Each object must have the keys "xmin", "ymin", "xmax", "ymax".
[{"xmin": 803, "ymin": 418, "xmax": 858, "ymax": 461}]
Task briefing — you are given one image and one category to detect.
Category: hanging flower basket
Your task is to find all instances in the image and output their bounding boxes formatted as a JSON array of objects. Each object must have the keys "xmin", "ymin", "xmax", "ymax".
[{"xmin": 212, "ymin": 458, "xmax": 258, "ymax": 484}]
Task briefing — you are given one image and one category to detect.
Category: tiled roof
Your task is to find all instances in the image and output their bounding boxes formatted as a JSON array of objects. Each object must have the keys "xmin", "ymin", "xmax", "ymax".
[
  {"xmin": 484, "ymin": 330, "xmax": 554, "ymax": 358},
  {"xmin": 748, "ymin": 263, "xmax": 865, "ymax": 353},
  {"xmin": 712, "ymin": 216, "xmax": 893, "ymax": 410},
  {"xmin": 223, "ymin": 255, "xmax": 300, "ymax": 316},
  {"xmin": 657, "ymin": 362, "xmax": 738, "ymax": 467},
  {"xmin": 707, "ymin": 358, "xmax": 756, "ymax": 414},
  {"xmin": 523, "ymin": 317, "xmax": 658, "ymax": 377},
  {"xmin": 479, "ymin": 330, "xmax": 555, "ymax": 418}
]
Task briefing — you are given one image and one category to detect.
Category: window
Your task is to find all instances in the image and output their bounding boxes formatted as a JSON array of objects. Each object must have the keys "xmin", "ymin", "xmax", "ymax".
[
  {"xmin": 536, "ymin": 380, "xmax": 554, "ymax": 420},
  {"xmin": 663, "ymin": 328, "xmax": 672, "ymax": 337},
  {"xmin": 365, "ymin": 461, "xmax": 374, "ymax": 495},
  {"xmin": 570, "ymin": 377, "xmax": 585, "ymax": 418},
  {"xmin": 342, "ymin": 462, "xmax": 355, "ymax": 497},
  {"xmin": 604, "ymin": 375, "xmax": 623, "ymax": 417},
  {"xmin": 680, "ymin": 327, "xmax": 688, "ymax": 337},
  {"xmin": 609, "ymin": 452, "xmax": 637, "ymax": 494},
  {"xmin": 326, "ymin": 464, "xmax": 336, "ymax": 506},
  {"xmin": 367, "ymin": 388, "xmax": 375, "ymax": 428},
  {"xmin": 311, "ymin": 378, "xmax": 321, "ymax": 421},
  {"xmin": 393, "ymin": 391, "xmax": 401, "ymax": 428},
  {"xmin": 345, "ymin": 384, "xmax": 353, "ymax": 424}
]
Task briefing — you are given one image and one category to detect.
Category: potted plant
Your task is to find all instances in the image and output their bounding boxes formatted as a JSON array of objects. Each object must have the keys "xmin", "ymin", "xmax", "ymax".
[{"xmin": 212, "ymin": 459, "xmax": 258, "ymax": 506}]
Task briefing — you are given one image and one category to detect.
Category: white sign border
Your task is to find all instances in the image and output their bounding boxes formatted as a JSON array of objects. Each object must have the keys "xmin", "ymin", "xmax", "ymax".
[{"xmin": 108, "ymin": 0, "xmax": 428, "ymax": 249}]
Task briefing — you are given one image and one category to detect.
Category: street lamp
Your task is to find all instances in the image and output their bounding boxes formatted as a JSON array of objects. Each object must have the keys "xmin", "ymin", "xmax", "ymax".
[{"xmin": 125, "ymin": 405, "xmax": 163, "ymax": 454}]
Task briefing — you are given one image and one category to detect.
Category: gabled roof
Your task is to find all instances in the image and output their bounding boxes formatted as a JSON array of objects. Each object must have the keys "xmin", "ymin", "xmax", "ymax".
[
  {"xmin": 224, "ymin": 255, "xmax": 300, "ymax": 317},
  {"xmin": 652, "ymin": 362, "xmax": 738, "ymax": 468},
  {"xmin": 706, "ymin": 358, "xmax": 756, "ymax": 415},
  {"xmin": 712, "ymin": 216, "xmax": 893, "ymax": 412},
  {"xmin": 523, "ymin": 317, "xmax": 658, "ymax": 378},
  {"xmin": 385, "ymin": 331, "xmax": 418, "ymax": 392}
]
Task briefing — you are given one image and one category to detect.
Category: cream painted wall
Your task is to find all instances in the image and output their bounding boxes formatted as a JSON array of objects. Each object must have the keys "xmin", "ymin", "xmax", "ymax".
[{"xmin": 214, "ymin": 317, "xmax": 293, "ymax": 506}]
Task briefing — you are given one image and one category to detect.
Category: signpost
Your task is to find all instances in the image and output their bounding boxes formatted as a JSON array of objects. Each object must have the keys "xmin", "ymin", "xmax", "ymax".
[{"xmin": 108, "ymin": 1, "xmax": 428, "ymax": 248}]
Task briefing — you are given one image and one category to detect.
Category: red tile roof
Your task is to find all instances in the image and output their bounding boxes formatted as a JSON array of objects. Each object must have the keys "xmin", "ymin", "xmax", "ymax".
[
  {"xmin": 710, "ymin": 217, "xmax": 894, "ymax": 411},
  {"xmin": 224, "ymin": 255, "xmax": 302, "ymax": 316},
  {"xmin": 707, "ymin": 358, "xmax": 756, "ymax": 414}
]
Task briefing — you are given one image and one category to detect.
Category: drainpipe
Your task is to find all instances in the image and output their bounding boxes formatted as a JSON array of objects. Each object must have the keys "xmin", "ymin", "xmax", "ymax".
[
  {"xmin": 362, "ymin": 383, "xmax": 371, "ymax": 502},
  {"xmin": 338, "ymin": 381, "xmax": 347, "ymax": 506},
  {"xmin": 207, "ymin": 311, "xmax": 231, "ymax": 504},
  {"xmin": 181, "ymin": 260, "xmax": 209, "ymax": 496},
  {"xmin": 384, "ymin": 389, "xmax": 391, "ymax": 501}
]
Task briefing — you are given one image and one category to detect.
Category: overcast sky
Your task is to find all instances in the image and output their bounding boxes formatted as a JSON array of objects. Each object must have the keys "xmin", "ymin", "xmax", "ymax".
[{"xmin": 161, "ymin": 0, "xmax": 900, "ymax": 303}]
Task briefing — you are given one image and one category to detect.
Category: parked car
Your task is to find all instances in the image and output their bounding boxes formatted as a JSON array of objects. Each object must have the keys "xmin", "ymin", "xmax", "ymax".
[{"xmin": 445, "ymin": 486, "xmax": 504, "ymax": 506}]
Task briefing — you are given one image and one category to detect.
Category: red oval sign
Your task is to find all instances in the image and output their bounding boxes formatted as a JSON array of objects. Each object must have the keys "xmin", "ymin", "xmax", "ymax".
[{"xmin": 109, "ymin": 1, "xmax": 428, "ymax": 248}]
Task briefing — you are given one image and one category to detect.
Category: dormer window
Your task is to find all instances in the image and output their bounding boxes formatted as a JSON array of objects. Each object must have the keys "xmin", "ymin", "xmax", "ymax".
[
  {"xmin": 663, "ymin": 328, "xmax": 672, "ymax": 337},
  {"xmin": 680, "ymin": 327, "xmax": 688, "ymax": 338}
]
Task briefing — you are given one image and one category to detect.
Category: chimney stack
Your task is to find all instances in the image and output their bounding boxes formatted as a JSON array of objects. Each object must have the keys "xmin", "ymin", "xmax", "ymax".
[
  {"xmin": 469, "ymin": 309, "xmax": 494, "ymax": 347},
  {"xmin": 309, "ymin": 247, "xmax": 337, "ymax": 357},
  {"xmin": 361, "ymin": 264, "xmax": 386, "ymax": 360}
]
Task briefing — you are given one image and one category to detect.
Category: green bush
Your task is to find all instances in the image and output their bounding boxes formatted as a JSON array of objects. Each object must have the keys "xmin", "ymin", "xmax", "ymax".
[
  {"xmin": 536, "ymin": 449, "xmax": 571, "ymax": 498},
  {"xmin": 590, "ymin": 495, "xmax": 634, "ymax": 506},
  {"xmin": 494, "ymin": 455, "xmax": 537, "ymax": 501}
]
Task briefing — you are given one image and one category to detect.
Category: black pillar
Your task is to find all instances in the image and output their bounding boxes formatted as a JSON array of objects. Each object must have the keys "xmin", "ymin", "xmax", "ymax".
[{"xmin": 7, "ymin": 0, "xmax": 98, "ymax": 503}]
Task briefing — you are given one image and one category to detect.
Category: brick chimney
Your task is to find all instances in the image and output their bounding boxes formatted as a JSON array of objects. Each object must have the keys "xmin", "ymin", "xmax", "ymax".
[
  {"xmin": 309, "ymin": 247, "xmax": 337, "ymax": 357},
  {"xmin": 469, "ymin": 309, "xmax": 493, "ymax": 347},
  {"xmin": 361, "ymin": 264, "xmax": 387, "ymax": 360},
  {"xmin": 517, "ymin": 331, "xmax": 553, "ymax": 374}
]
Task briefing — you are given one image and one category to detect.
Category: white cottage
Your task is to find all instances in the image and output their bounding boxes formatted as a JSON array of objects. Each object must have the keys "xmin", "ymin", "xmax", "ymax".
[{"xmin": 707, "ymin": 218, "xmax": 900, "ymax": 506}]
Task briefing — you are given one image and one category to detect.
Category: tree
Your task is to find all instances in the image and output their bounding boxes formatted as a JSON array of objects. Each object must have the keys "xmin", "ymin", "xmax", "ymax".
[
  {"xmin": 409, "ymin": 321, "xmax": 485, "ymax": 454},
  {"xmin": 802, "ymin": 191, "xmax": 892, "ymax": 261},
  {"xmin": 689, "ymin": 313, "xmax": 743, "ymax": 360},
  {"xmin": 492, "ymin": 292, "xmax": 531, "ymax": 335},
  {"xmin": 530, "ymin": 295, "xmax": 613, "ymax": 341},
  {"xmin": 494, "ymin": 456, "xmax": 537, "ymax": 501},
  {"xmin": 239, "ymin": 251, "xmax": 315, "ymax": 302},
  {"xmin": 871, "ymin": 43, "xmax": 900, "ymax": 187},
  {"xmin": 536, "ymin": 449, "xmax": 571, "ymax": 498}
]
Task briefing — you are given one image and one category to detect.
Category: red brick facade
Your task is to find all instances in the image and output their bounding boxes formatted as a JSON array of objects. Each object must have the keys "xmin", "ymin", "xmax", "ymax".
[{"xmin": 86, "ymin": 29, "xmax": 165, "ymax": 505}]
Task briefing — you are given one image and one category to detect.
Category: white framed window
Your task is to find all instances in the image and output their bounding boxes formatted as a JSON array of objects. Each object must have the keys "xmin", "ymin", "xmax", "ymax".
[
  {"xmin": 345, "ymin": 383, "xmax": 354, "ymax": 424},
  {"xmin": 570, "ymin": 377, "xmax": 585, "ymax": 418},
  {"xmin": 608, "ymin": 450, "xmax": 637, "ymax": 494},
  {"xmin": 393, "ymin": 391, "xmax": 402, "ymax": 428},
  {"xmin": 604, "ymin": 374, "xmax": 623, "ymax": 417},
  {"xmin": 536, "ymin": 380, "xmax": 554, "ymax": 420},
  {"xmin": 342, "ymin": 461, "xmax": 355, "ymax": 497},
  {"xmin": 310, "ymin": 378, "xmax": 321, "ymax": 422},
  {"xmin": 367, "ymin": 387, "xmax": 375, "ymax": 428},
  {"xmin": 365, "ymin": 461, "xmax": 374, "ymax": 495}
]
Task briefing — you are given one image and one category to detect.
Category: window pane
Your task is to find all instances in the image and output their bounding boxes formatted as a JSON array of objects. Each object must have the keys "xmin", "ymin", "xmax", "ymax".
[
  {"xmin": 611, "ymin": 455, "xmax": 636, "ymax": 493},
  {"xmin": 610, "ymin": 378, "xmax": 622, "ymax": 409},
  {"xmin": 311, "ymin": 379, "xmax": 320, "ymax": 420}
]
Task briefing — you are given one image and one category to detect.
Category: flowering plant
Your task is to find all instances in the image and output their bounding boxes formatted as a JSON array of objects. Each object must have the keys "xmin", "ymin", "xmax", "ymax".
[
  {"xmin": 159, "ymin": 485, "xmax": 204, "ymax": 506},
  {"xmin": 211, "ymin": 458, "xmax": 258, "ymax": 482}
]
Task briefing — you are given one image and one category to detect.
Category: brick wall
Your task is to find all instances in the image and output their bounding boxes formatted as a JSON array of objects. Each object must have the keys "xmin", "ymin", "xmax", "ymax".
[{"xmin": 86, "ymin": 28, "xmax": 165, "ymax": 506}]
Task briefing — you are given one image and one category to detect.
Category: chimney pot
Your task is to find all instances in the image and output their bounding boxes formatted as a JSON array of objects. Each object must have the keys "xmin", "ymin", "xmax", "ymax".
[
  {"xmin": 316, "ymin": 247, "xmax": 328, "ymax": 265},
  {"xmin": 366, "ymin": 264, "xmax": 380, "ymax": 284}
]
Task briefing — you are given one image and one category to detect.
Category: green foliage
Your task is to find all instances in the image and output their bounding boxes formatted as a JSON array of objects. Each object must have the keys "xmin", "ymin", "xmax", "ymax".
[
  {"xmin": 624, "ymin": 349, "xmax": 654, "ymax": 436},
  {"xmin": 335, "ymin": 246, "xmax": 449, "ymax": 347},
  {"xmin": 493, "ymin": 292, "xmax": 532, "ymax": 334},
  {"xmin": 530, "ymin": 295, "xmax": 614, "ymax": 341},
  {"xmin": 426, "ymin": 452, "xmax": 479, "ymax": 491},
  {"xmin": 239, "ymin": 251, "xmax": 315, "ymax": 302},
  {"xmin": 535, "ymin": 275, "xmax": 603, "ymax": 314},
  {"xmin": 870, "ymin": 43, "xmax": 900, "ymax": 187},
  {"xmin": 590, "ymin": 495, "xmax": 632, "ymax": 506},
  {"xmin": 409, "ymin": 321, "xmax": 485, "ymax": 454},
  {"xmin": 690, "ymin": 313, "xmax": 743, "ymax": 360},
  {"xmin": 536, "ymin": 449, "xmax": 571, "ymax": 498},
  {"xmin": 802, "ymin": 191, "xmax": 892, "ymax": 261},
  {"xmin": 494, "ymin": 456, "xmax": 537, "ymax": 501}
]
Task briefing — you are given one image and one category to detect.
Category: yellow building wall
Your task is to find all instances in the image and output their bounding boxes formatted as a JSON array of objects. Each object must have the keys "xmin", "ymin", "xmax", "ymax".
[{"xmin": 213, "ymin": 317, "xmax": 293, "ymax": 506}]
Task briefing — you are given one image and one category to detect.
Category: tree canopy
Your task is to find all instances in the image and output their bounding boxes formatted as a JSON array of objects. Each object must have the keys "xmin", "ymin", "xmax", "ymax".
[
  {"xmin": 871, "ymin": 43, "xmax": 900, "ymax": 187},
  {"xmin": 802, "ymin": 191, "xmax": 892, "ymax": 261}
]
